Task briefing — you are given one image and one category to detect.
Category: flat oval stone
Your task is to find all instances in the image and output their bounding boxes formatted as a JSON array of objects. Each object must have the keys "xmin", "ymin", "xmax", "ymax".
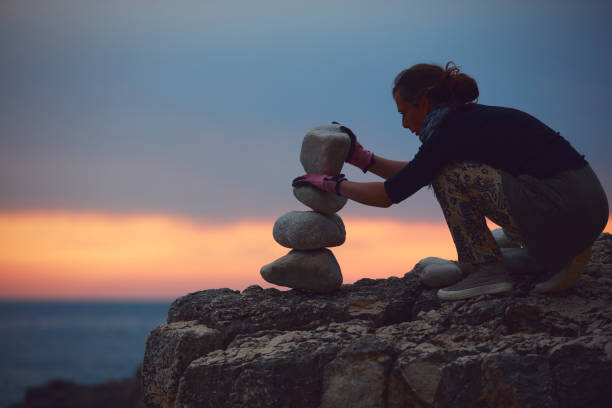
[
  {"xmin": 293, "ymin": 186, "xmax": 347, "ymax": 215},
  {"xmin": 414, "ymin": 257, "xmax": 463, "ymax": 288},
  {"xmin": 260, "ymin": 249, "xmax": 343, "ymax": 293},
  {"xmin": 414, "ymin": 257, "xmax": 456, "ymax": 271},
  {"xmin": 273, "ymin": 211, "xmax": 345, "ymax": 250},
  {"xmin": 300, "ymin": 124, "xmax": 351, "ymax": 175}
]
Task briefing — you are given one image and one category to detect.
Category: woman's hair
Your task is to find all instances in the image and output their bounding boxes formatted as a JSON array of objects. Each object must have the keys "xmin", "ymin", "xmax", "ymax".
[{"xmin": 392, "ymin": 61, "xmax": 479, "ymax": 107}]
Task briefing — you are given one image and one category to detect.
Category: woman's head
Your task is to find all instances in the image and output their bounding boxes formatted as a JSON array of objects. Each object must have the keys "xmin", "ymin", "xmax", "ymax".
[
  {"xmin": 392, "ymin": 61, "xmax": 479, "ymax": 107},
  {"xmin": 392, "ymin": 62, "xmax": 478, "ymax": 134}
]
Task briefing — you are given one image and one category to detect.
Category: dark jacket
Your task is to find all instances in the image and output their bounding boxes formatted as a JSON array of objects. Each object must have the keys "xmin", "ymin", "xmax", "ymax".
[{"xmin": 384, "ymin": 103, "xmax": 587, "ymax": 204}]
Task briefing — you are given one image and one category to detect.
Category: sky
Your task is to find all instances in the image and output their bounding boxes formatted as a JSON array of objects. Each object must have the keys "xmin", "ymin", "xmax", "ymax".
[{"xmin": 1, "ymin": 0, "xmax": 610, "ymax": 299}]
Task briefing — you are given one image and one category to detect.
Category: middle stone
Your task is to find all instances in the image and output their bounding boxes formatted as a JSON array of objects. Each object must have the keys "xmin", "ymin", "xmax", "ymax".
[{"xmin": 273, "ymin": 210, "xmax": 346, "ymax": 250}]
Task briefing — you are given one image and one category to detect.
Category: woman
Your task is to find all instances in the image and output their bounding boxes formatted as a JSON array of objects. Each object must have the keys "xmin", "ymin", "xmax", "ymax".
[{"xmin": 294, "ymin": 62, "xmax": 609, "ymax": 301}]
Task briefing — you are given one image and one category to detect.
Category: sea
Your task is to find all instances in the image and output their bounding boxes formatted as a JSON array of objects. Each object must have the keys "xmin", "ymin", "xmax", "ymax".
[{"xmin": 0, "ymin": 301, "xmax": 171, "ymax": 408}]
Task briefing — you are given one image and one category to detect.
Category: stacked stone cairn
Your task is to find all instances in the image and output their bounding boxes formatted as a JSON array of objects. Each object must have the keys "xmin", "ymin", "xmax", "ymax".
[{"xmin": 260, "ymin": 124, "xmax": 350, "ymax": 293}]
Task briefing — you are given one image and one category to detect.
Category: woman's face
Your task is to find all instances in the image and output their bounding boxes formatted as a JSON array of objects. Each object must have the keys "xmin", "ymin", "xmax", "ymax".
[{"xmin": 394, "ymin": 93, "xmax": 432, "ymax": 135}]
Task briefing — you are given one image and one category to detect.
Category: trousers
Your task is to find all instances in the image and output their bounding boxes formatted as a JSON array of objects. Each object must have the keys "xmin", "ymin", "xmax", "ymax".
[
  {"xmin": 432, "ymin": 161, "xmax": 520, "ymax": 265},
  {"xmin": 432, "ymin": 161, "xmax": 609, "ymax": 271}
]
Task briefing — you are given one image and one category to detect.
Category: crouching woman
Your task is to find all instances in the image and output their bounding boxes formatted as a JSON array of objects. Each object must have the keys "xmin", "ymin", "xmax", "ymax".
[{"xmin": 294, "ymin": 62, "xmax": 609, "ymax": 300}]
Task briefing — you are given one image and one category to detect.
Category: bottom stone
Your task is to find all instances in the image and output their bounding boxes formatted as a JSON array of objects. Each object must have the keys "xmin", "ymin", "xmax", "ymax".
[{"xmin": 260, "ymin": 248, "xmax": 343, "ymax": 293}]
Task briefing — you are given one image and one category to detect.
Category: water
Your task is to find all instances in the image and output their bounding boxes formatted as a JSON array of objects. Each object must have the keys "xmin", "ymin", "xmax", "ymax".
[{"xmin": 0, "ymin": 301, "xmax": 170, "ymax": 408}]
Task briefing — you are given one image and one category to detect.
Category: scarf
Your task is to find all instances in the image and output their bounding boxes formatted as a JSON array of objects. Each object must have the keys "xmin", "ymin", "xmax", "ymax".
[{"xmin": 418, "ymin": 104, "xmax": 450, "ymax": 144}]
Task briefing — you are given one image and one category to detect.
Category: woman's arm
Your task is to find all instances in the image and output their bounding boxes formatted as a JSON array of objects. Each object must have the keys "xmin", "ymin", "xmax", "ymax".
[
  {"xmin": 339, "ymin": 124, "xmax": 408, "ymax": 179},
  {"xmin": 368, "ymin": 154, "xmax": 409, "ymax": 180},
  {"xmin": 337, "ymin": 180, "xmax": 393, "ymax": 208}
]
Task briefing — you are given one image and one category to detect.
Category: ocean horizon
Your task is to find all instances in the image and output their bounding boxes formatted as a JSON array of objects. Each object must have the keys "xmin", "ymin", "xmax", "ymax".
[{"xmin": 0, "ymin": 300, "xmax": 171, "ymax": 408}]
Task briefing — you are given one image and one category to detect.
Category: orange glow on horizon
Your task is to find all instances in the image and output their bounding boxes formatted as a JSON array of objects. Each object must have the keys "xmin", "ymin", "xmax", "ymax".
[{"xmin": 1, "ymin": 212, "xmax": 611, "ymax": 300}]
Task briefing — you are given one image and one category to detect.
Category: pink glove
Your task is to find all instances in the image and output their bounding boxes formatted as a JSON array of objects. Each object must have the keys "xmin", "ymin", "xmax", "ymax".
[
  {"xmin": 335, "ymin": 123, "xmax": 374, "ymax": 173},
  {"xmin": 292, "ymin": 173, "xmax": 348, "ymax": 195}
]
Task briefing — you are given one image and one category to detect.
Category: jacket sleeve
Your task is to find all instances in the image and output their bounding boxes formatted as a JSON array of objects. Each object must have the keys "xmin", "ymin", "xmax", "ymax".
[{"xmin": 383, "ymin": 134, "xmax": 455, "ymax": 204}]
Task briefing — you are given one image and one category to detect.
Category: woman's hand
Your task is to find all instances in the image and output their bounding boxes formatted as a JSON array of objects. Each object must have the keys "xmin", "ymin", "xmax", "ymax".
[
  {"xmin": 292, "ymin": 175, "xmax": 394, "ymax": 208},
  {"xmin": 292, "ymin": 173, "xmax": 348, "ymax": 195},
  {"xmin": 333, "ymin": 123, "xmax": 374, "ymax": 173}
]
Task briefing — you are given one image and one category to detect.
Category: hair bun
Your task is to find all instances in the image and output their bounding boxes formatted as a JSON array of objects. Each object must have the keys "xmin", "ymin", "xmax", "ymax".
[
  {"xmin": 393, "ymin": 61, "xmax": 479, "ymax": 107},
  {"xmin": 441, "ymin": 61, "xmax": 478, "ymax": 105},
  {"xmin": 444, "ymin": 61, "xmax": 460, "ymax": 80}
]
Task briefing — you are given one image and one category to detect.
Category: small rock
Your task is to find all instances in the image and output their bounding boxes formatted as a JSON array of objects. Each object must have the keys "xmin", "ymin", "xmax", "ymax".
[
  {"xmin": 260, "ymin": 249, "xmax": 343, "ymax": 293},
  {"xmin": 273, "ymin": 210, "xmax": 346, "ymax": 249},
  {"xmin": 293, "ymin": 185, "xmax": 347, "ymax": 214},
  {"xmin": 504, "ymin": 301, "xmax": 542, "ymax": 333},
  {"xmin": 300, "ymin": 123, "xmax": 351, "ymax": 175},
  {"xmin": 415, "ymin": 257, "xmax": 463, "ymax": 288},
  {"xmin": 241, "ymin": 285, "xmax": 263, "ymax": 295}
]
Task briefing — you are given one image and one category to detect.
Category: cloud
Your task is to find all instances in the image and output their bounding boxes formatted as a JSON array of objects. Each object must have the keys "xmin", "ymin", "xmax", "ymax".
[
  {"xmin": 0, "ymin": 0, "xmax": 610, "ymax": 221},
  {"xmin": 0, "ymin": 211, "xmax": 458, "ymax": 299},
  {"xmin": 2, "ymin": 207, "xmax": 610, "ymax": 299}
]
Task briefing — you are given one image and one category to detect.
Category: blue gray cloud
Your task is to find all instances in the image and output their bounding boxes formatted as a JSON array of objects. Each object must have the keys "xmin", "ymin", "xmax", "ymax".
[{"xmin": 1, "ymin": 0, "xmax": 610, "ymax": 222}]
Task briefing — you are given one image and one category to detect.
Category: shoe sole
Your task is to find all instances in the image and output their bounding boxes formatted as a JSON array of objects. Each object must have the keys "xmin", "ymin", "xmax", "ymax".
[
  {"xmin": 533, "ymin": 246, "xmax": 592, "ymax": 293},
  {"xmin": 437, "ymin": 282, "xmax": 514, "ymax": 301}
]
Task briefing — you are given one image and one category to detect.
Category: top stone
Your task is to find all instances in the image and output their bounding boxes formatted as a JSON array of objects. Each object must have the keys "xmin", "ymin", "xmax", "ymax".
[{"xmin": 300, "ymin": 124, "xmax": 351, "ymax": 175}]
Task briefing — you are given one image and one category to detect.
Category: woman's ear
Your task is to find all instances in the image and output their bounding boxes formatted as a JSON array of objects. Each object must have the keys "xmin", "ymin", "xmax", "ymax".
[{"xmin": 419, "ymin": 95, "xmax": 433, "ymax": 114}]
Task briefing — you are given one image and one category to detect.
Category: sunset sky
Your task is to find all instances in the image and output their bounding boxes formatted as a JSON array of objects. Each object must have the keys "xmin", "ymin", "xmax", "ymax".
[{"xmin": 1, "ymin": 0, "xmax": 610, "ymax": 299}]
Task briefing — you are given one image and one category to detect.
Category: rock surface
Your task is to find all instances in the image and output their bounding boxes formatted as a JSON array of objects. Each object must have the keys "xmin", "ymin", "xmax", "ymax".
[
  {"xmin": 260, "ymin": 248, "xmax": 343, "ymax": 293},
  {"xmin": 300, "ymin": 123, "xmax": 351, "ymax": 175},
  {"xmin": 142, "ymin": 233, "xmax": 612, "ymax": 408},
  {"xmin": 272, "ymin": 210, "xmax": 346, "ymax": 249},
  {"xmin": 293, "ymin": 185, "xmax": 347, "ymax": 214}
]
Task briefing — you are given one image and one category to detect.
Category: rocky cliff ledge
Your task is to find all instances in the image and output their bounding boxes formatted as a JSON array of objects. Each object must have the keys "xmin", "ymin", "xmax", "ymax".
[{"xmin": 142, "ymin": 234, "xmax": 612, "ymax": 408}]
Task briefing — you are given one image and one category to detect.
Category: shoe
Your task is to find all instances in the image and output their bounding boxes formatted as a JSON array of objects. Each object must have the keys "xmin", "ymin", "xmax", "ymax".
[
  {"xmin": 437, "ymin": 262, "xmax": 514, "ymax": 301},
  {"xmin": 532, "ymin": 246, "xmax": 592, "ymax": 293}
]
